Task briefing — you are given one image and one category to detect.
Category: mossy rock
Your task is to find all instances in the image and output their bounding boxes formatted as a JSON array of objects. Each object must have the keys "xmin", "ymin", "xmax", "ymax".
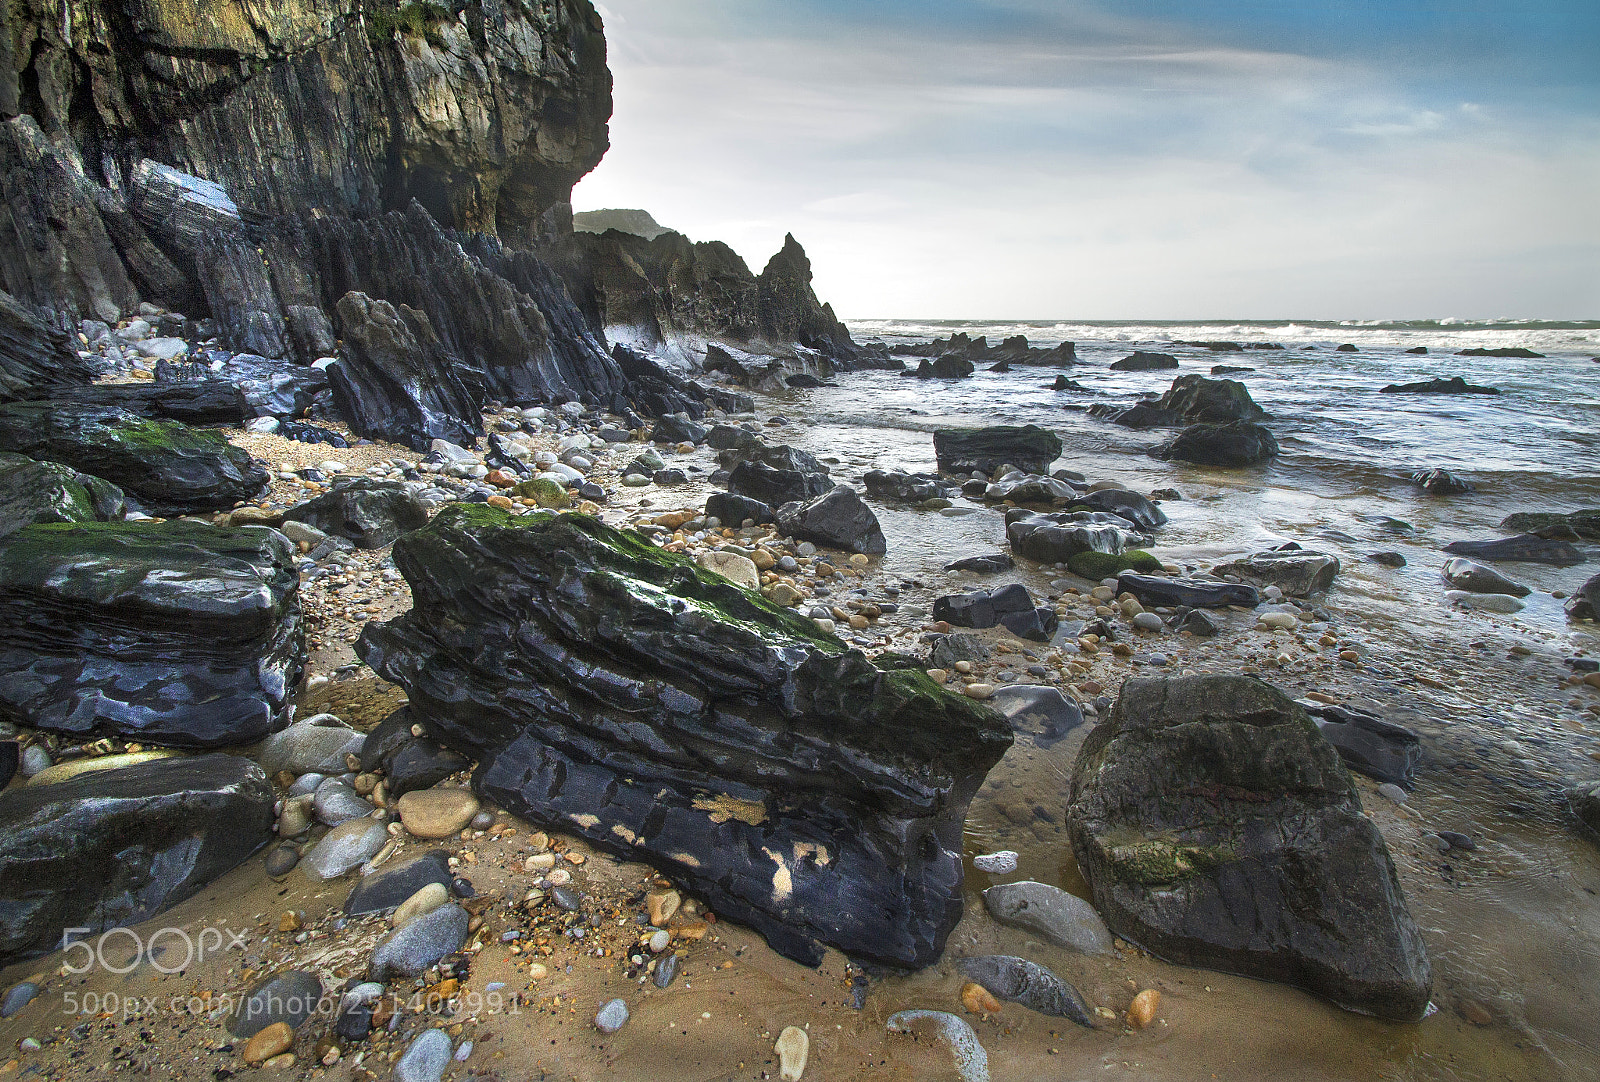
[
  {"xmin": 1068, "ymin": 549, "xmax": 1163, "ymax": 580},
  {"xmin": 513, "ymin": 478, "xmax": 570, "ymax": 509},
  {"xmin": 0, "ymin": 452, "xmax": 125, "ymax": 540}
]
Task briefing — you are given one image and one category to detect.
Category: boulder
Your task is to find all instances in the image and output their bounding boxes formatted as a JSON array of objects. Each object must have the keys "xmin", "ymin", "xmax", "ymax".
[
  {"xmin": 775, "ymin": 486, "xmax": 887, "ymax": 555},
  {"xmin": 914, "ymin": 355, "xmax": 975, "ymax": 379},
  {"xmin": 705, "ymin": 491, "xmax": 775, "ymax": 526},
  {"xmin": 0, "ymin": 452, "xmax": 125, "ymax": 540},
  {"xmin": 1567, "ymin": 572, "xmax": 1600, "ymax": 621},
  {"xmin": 357, "ymin": 506, "xmax": 1012, "ymax": 969},
  {"xmin": 284, "ymin": 480, "xmax": 430, "ymax": 549},
  {"xmin": 1411, "ymin": 469, "xmax": 1473, "ymax": 495},
  {"xmin": 0, "ymin": 521, "xmax": 304, "ymax": 748},
  {"xmin": 1154, "ymin": 421, "xmax": 1278, "ymax": 467},
  {"xmin": 1155, "ymin": 374, "xmax": 1266, "ymax": 423},
  {"xmin": 1067, "ymin": 675, "xmax": 1432, "ymax": 1020},
  {"xmin": 987, "ymin": 686, "xmax": 1085, "ymax": 747},
  {"xmin": 258, "ymin": 719, "xmax": 364, "ymax": 776},
  {"xmin": 0, "ymin": 402, "xmax": 268, "ymax": 514},
  {"xmin": 1457, "ymin": 347, "xmax": 1542, "ymax": 358},
  {"xmin": 651, "ymin": 413, "xmax": 707, "ymax": 445},
  {"xmin": 1299, "ymin": 701, "xmax": 1421, "ymax": 788},
  {"xmin": 1110, "ymin": 352, "xmax": 1178, "ymax": 371},
  {"xmin": 1380, "ymin": 376, "xmax": 1499, "ymax": 395},
  {"xmin": 1094, "ymin": 401, "xmax": 1184, "ymax": 428},
  {"xmin": 346, "ymin": 851, "xmax": 455, "ymax": 916},
  {"xmin": 1441, "ymin": 558, "xmax": 1530, "ymax": 597},
  {"xmin": 943, "ymin": 554, "xmax": 1014, "ymax": 574},
  {"xmin": 1216, "ymin": 550, "xmax": 1340, "ymax": 597},
  {"xmin": 728, "ymin": 460, "xmax": 833, "ymax": 508},
  {"xmin": 1115, "ymin": 572, "xmax": 1260, "ymax": 609},
  {"xmin": 1500, "ymin": 510, "xmax": 1600, "ymax": 542},
  {"xmin": 53, "ymin": 379, "xmax": 252, "ymax": 426},
  {"xmin": 864, "ymin": 470, "xmax": 948, "ymax": 503},
  {"xmin": 1006, "ymin": 511, "xmax": 1130, "ymax": 564},
  {"xmin": 983, "ymin": 474, "xmax": 1081, "ymax": 505},
  {"xmin": 0, "ymin": 754, "xmax": 273, "ymax": 964},
  {"xmin": 0, "ymin": 290, "xmax": 94, "ymax": 403},
  {"xmin": 1072, "ymin": 488, "xmax": 1167, "ymax": 531},
  {"xmin": 1441, "ymin": 534, "xmax": 1582, "ymax": 566},
  {"xmin": 934, "ymin": 425, "xmax": 1062, "ymax": 475}
]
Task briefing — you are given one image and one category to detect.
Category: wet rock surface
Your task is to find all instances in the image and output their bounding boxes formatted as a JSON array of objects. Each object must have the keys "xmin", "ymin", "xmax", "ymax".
[
  {"xmin": 1155, "ymin": 420, "xmax": 1279, "ymax": 467},
  {"xmin": 358, "ymin": 505, "xmax": 1012, "ymax": 968},
  {"xmin": 982, "ymin": 881, "xmax": 1113, "ymax": 955},
  {"xmin": 934, "ymin": 425, "xmax": 1063, "ymax": 475},
  {"xmin": 0, "ymin": 754, "xmax": 273, "ymax": 965},
  {"xmin": 776, "ymin": 485, "xmax": 887, "ymax": 555},
  {"xmin": 1115, "ymin": 571, "xmax": 1260, "ymax": 609},
  {"xmin": 1300, "ymin": 700, "xmax": 1422, "ymax": 788},
  {"xmin": 1217, "ymin": 549, "xmax": 1341, "ymax": 597},
  {"xmin": 957, "ymin": 955, "xmax": 1094, "ymax": 1025},
  {"xmin": 284, "ymin": 478, "xmax": 430, "ymax": 549},
  {"xmin": 1442, "ymin": 534, "xmax": 1584, "ymax": 566},
  {"xmin": 0, "ymin": 521, "xmax": 304, "ymax": 747},
  {"xmin": 0, "ymin": 451, "xmax": 125, "ymax": 539},
  {"xmin": 1067, "ymin": 675, "xmax": 1432, "ymax": 1020}
]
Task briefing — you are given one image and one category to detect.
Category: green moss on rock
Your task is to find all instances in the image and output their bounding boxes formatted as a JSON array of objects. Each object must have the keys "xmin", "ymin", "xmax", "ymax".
[
  {"xmin": 1068, "ymin": 549, "xmax": 1163, "ymax": 579},
  {"xmin": 513, "ymin": 478, "xmax": 570, "ymax": 508}
]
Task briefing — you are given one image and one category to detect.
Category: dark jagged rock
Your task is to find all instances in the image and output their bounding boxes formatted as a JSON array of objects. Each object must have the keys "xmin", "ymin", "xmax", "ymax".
[
  {"xmin": 652, "ymin": 414, "xmax": 708, "ymax": 445},
  {"xmin": 1442, "ymin": 534, "xmax": 1583, "ymax": 566},
  {"xmin": 914, "ymin": 355, "xmax": 975, "ymax": 379},
  {"xmin": 1216, "ymin": 550, "xmax": 1340, "ymax": 596},
  {"xmin": 707, "ymin": 424, "xmax": 762, "ymax": 451},
  {"xmin": 1368, "ymin": 551, "xmax": 1407, "ymax": 568},
  {"xmin": 0, "ymin": 452, "xmax": 125, "ymax": 540},
  {"xmin": 1381, "ymin": 376, "xmax": 1499, "ymax": 395},
  {"xmin": 728, "ymin": 460, "xmax": 833, "ymax": 508},
  {"xmin": 958, "ymin": 955, "xmax": 1094, "ymax": 1025},
  {"xmin": 1053, "ymin": 374, "xmax": 1088, "ymax": 390},
  {"xmin": 357, "ymin": 506, "xmax": 1012, "ymax": 969},
  {"xmin": 987, "ymin": 686, "xmax": 1085, "ymax": 747},
  {"xmin": 1073, "ymin": 489, "xmax": 1168, "ymax": 532},
  {"xmin": 359, "ymin": 706, "xmax": 419, "ymax": 774},
  {"xmin": 1067, "ymin": 675, "xmax": 1432, "ymax": 1020},
  {"xmin": 0, "ymin": 754, "xmax": 273, "ymax": 965},
  {"xmin": 279, "ymin": 420, "xmax": 347, "ymax": 446},
  {"xmin": 758, "ymin": 234, "xmax": 858, "ymax": 358},
  {"xmin": 1336, "ymin": 343, "xmax": 1359, "ymax": 352},
  {"xmin": 285, "ymin": 480, "xmax": 429, "ymax": 550},
  {"xmin": 0, "ymin": 402, "xmax": 267, "ymax": 514},
  {"xmin": 706, "ymin": 492, "xmax": 775, "ymax": 526},
  {"xmin": 934, "ymin": 425, "xmax": 1062, "ymax": 475},
  {"xmin": 1299, "ymin": 701, "xmax": 1422, "ymax": 788},
  {"xmin": 1006, "ymin": 511, "xmax": 1131, "ymax": 564},
  {"xmin": 1174, "ymin": 608, "xmax": 1222, "ymax": 636},
  {"xmin": 346, "ymin": 851, "xmax": 455, "ymax": 917},
  {"xmin": 0, "ymin": 521, "xmax": 303, "ymax": 748},
  {"xmin": 776, "ymin": 486, "xmax": 887, "ymax": 556},
  {"xmin": 933, "ymin": 591, "xmax": 996, "ymax": 629},
  {"xmin": 1404, "ymin": 346, "xmax": 1429, "ymax": 354},
  {"xmin": 1116, "ymin": 572, "xmax": 1259, "ymax": 609},
  {"xmin": 864, "ymin": 470, "xmax": 950, "ymax": 503},
  {"xmin": 385, "ymin": 741, "xmax": 472, "ymax": 799},
  {"xmin": 0, "ymin": 290, "xmax": 93, "ymax": 402},
  {"xmin": 1457, "ymin": 347, "xmax": 1542, "ymax": 358},
  {"xmin": 1110, "ymin": 352, "xmax": 1178, "ymax": 371},
  {"xmin": 944, "ymin": 554, "xmax": 1014, "ymax": 574},
  {"xmin": 53, "ymin": 380, "xmax": 251, "ymax": 426},
  {"xmin": 1568, "ymin": 573, "xmax": 1600, "ymax": 621},
  {"xmin": 718, "ymin": 441, "xmax": 829, "ymax": 476},
  {"xmin": 898, "ymin": 333, "xmax": 1074, "ymax": 368},
  {"xmin": 1155, "ymin": 374, "xmax": 1266, "ymax": 423},
  {"xmin": 1211, "ymin": 365, "xmax": 1255, "ymax": 375},
  {"xmin": 1176, "ymin": 340, "xmax": 1244, "ymax": 352},
  {"xmin": 1501, "ymin": 510, "xmax": 1600, "ymax": 542},
  {"xmin": 1411, "ymin": 468, "xmax": 1473, "ymax": 495},
  {"xmin": 1091, "ymin": 401, "xmax": 1183, "ymax": 428},
  {"xmin": 1155, "ymin": 421, "xmax": 1278, "ymax": 467}
]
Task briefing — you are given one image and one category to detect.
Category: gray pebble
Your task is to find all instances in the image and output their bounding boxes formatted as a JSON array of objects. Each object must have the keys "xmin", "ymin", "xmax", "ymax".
[
  {"xmin": 19, "ymin": 745, "xmax": 51, "ymax": 777},
  {"xmin": 959, "ymin": 955, "xmax": 1093, "ymax": 1026},
  {"xmin": 228, "ymin": 970, "xmax": 322, "ymax": 1037},
  {"xmin": 983, "ymin": 880, "xmax": 1113, "ymax": 955},
  {"xmin": 552, "ymin": 885, "xmax": 583, "ymax": 911},
  {"xmin": 394, "ymin": 1028, "xmax": 452, "ymax": 1082},
  {"xmin": 595, "ymin": 997, "xmax": 629, "ymax": 1034},
  {"xmin": 287, "ymin": 772, "xmax": 327, "ymax": 796},
  {"xmin": 263, "ymin": 842, "xmax": 300, "ymax": 877},
  {"xmin": 1377, "ymin": 783, "xmax": 1409, "ymax": 804},
  {"xmin": 653, "ymin": 952, "xmax": 679, "ymax": 988},
  {"xmin": 371, "ymin": 904, "xmax": 470, "ymax": 980},
  {"xmin": 312, "ymin": 781, "xmax": 374, "ymax": 826},
  {"xmin": 301, "ymin": 818, "xmax": 387, "ymax": 879},
  {"xmin": 1, "ymin": 981, "xmax": 40, "ymax": 1018}
]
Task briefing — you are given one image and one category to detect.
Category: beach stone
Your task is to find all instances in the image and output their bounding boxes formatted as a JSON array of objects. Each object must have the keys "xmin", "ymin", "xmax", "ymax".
[
  {"xmin": 301, "ymin": 818, "xmax": 388, "ymax": 880},
  {"xmin": 241, "ymin": 1021, "xmax": 294, "ymax": 1064},
  {"xmin": 383, "ymin": 741, "xmax": 471, "ymax": 799},
  {"xmin": 972, "ymin": 850, "xmax": 1018, "ymax": 874},
  {"xmin": 1442, "ymin": 534, "xmax": 1582, "ymax": 566},
  {"xmin": 19, "ymin": 745, "xmax": 52, "ymax": 776},
  {"xmin": 313, "ymin": 781, "xmax": 374, "ymax": 826},
  {"xmin": 229, "ymin": 970, "xmax": 323, "ymax": 1038},
  {"xmin": 648, "ymin": 929, "xmax": 671, "ymax": 952},
  {"xmin": 371, "ymin": 904, "xmax": 470, "ymax": 980},
  {"xmin": 653, "ymin": 951, "xmax": 680, "ymax": 987},
  {"xmin": 1411, "ymin": 468, "xmax": 1474, "ymax": 495},
  {"xmin": 284, "ymin": 480, "xmax": 427, "ymax": 549},
  {"xmin": 1155, "ymin": 420, "xmax": 1278, "ymax": 467},
  {"xmin": 1175, "ymin": 609, "xmax": 1221, "ymax": 636},
  {"xmin": 264, "ymin": 842, "xmax": 301, "ymax": 877},
  {"xmin": 957, "ymin": 955, "xmax": 1093, "ymax": 1025},
  {"xmin": 1068, "ymin": 675, "xmax": 1431, "ymax": 1020},
  {"xmin": 1006, "ymin": 510, "xmax": 1131, "ymax": 563},
  {"xmin": 346, "ymin": 851, "xmax": 454, "ymax": 915},
  {"xmin": 776, "ymin": 1025, "xmax": 809, "ymax": 1081},
  {"xmin": 1132, "ymin": 611, "xmax": 1164, "ymax": 631},
  {"xmin": 1299, "ymin": 701, "xmax": 1421, "ymax": 788},
  {"xmin": 394, "ymin": 1029, "xmax": 452, "ymax": 1082},
  {"xmin": 0, "ymin": 981, "xmax": 39, "ymax": 1018},
  {"xmin": 1118, "ymin": 572, "xmax": 1259, "ymax": 609},
  {"xmin": 392, "ymin": 882, "xmax": 450, "ymax": 928},
  {"xmin": 697, "ymin": 551, "xmax": 761, "ymax": 589},
  {"xmin": 1441, "ymin": 558, "xmax": 1530, "ymax": 597},
  {"xmin": 1377, "ymin": 783, "xmax": 1409, "ymax": 803},
  {"xmin": 934, "ymin": 425, "xmax": 1062, "ymax": 475},
  {"xmin": 277, "ymin": 794, "xmax": 313, "ymax": 836},
  {"xmin": 983, "ymin": 880, "xmax": 1113, "ymax": 955},
  {"xmin": 259, "ymin": 722, "xmax": 365, "ymax": 777},
  {"xmin": 397, "ymin": 789, "xmax": 480, "ymax": 839},
  {"xmin": 551, "ymin": 885, "xmax": 583, "ymax": 911},
  {"xmin": 595, "ymin": 998, "xmax": 629, "ymax": 1034},
  {"xmin": 987, "ymin": 685, "xmax": 1084, "ymax": 747},
  {"xmin": 1218, "ymin": 550, "xmax": 1340, "ymax": 597},
  {"xmin": 775, "ymin": 485, "xmax": 887, "ymax": 556},
  {"xmin": 287, "ymin": 772, "xmax": 327, "ymax": 796},
  {"xmin": 1445, "ymin": 591, "xmax": 1525, "ymax": 614},
  {"xmin": 647, "ymin": 889, "xmax": 681, "ymax": 926},
  {"xmin": 944, "ymin": 553, "xmax": 1014, "ymax": 574},
  {"xmin": 1128, "ymin": 988, "xmax": 1161, "ymax": 1029},
  {"xmin": 1368, "ymin": 552, "xmax": 1407, "ymax": 568}
]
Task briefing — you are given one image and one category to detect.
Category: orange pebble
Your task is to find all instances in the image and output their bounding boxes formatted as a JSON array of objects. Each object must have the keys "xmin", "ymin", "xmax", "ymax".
[
  {"xmin": 961, "ymin": 981, "xmax": 1002, "ymax": 1015},
  {"xmin": 1127, "ymin": 988, "xmax": 1161, "ymax": 1028}
]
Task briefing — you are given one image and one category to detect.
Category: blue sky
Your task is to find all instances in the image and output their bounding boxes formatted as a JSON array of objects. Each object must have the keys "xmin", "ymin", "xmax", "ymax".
[{"xmin": 571, "ymin": 1, "xmax": 1599, "ymax": 319}]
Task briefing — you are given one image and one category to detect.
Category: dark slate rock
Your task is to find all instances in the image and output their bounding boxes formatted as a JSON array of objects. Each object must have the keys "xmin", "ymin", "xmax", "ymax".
[
  {"xmin": 357, "ymin": 506, "xmax": 1012, "ymax": 970},
  {"xmin": 346, "ymin": 851, "xmax": 455, "ymax": 916},
  {"xmin": 1441, "ymin": 558, "xmax": 1530, "ymax": 597},
  {"xmin": 728, "ymin": 460, "xmax": 832, "ymax": 508},
  {"xmin": 652, "ymin": 414, "xmax": 707, "ymax": 444},
  {"xmin": 706, "ymin": 425, "xmax": 761, "ymax": 451},
  {"xmin": 1500, "ymin": 510, "xmax": 1600, "ymax": 542},
  {"xmin": 0, "ymin": 742, "xmax": 16, "ymax": 790},
  {"xmin": 1216, "ymin": 550, "xmax": 1340, "ymax": 597},
  {"xmin": 0, "ymin": 980, "xmax": 40, "ymax": 1018},
  {"xmin": 706, "ymin": 491, "xmax": 775, "ymax": 526},
  {"xmin": 1299, "ymin": 701, "xmax": 1422, "ymax": 788},
  {"xmin": 1210, "ymin": 365, "xmax": 1255, "ymax": 375},
  {"xmin": 228, "ymin": 970, "xmax": 322, "ymax": 1038},
  {"xmin": 1072, "ymin": 489, "xmax": 1168, "ymax": 531},
  {"xmin": 1564, "ymin": 572, "xmax": 1600, "ymax": 622},
  {"xmin": 999, "ymin": 607, "xmax": 1056, "ymax": 641},
  {"xmin": 1381, "ymin": 376, "xmax": 1499, "ymax": 395},
  {"xmin": 1116, "ymin": 572, "xmax": 1259, "ymax": 610},
  {"xmin": 864, "ymin": 470, "xmax": 948, "ymax": 503},
  {"xmin": 384, "ymin": 741, "xmax": 472, "ymax": 799},
  {"xmin": 371, "ymin": 903, "xmax": 470, "ymax": 980},
  {"xmin": 0, "ymin": 290, "xmax": 94, "ymax": 403},
  {"xmin": 1567, "ymin": 781, "xmax": 1600, "ymax": 839},
  {"xmin": 1441, "ymin": 534, "xmax": 1583, "ymax": 566},
  {"xmin": 0, "ymin": 402, "xmax": 268, "ymax": 514},
  {"xmin": 933, "ymin": 425, "xmax": 1062, "ymax": 475},
  {"xmin": 913, "ymin": 354, "xmax": 975, "ymax": 378},
  {"xmin": 1367, "ymin": 552, "xmax": 1407, "ymax": 568},
  {"xmin": 0, "ymin": 521, "xmax": 304, "ymax": 748},
  {"xmin": 1095, "ymin": 401, "xmax": 1184, "ymax": 428},
  {"xmin": 943, "ymin": 554, "xmax": 1014, "ymax": 573},
  {"xmin": 988, "ymin": 685, "xmax": 1084, "ymax": 747},
  {"xmin": 0, "ymin": 452, "xmax": 124, "ymax": 540},
  {"xmin": 776, "ymin": 486, "xmax": 887, "ymax": 556},
  {"xmin": 53, "ymin": 379, "xmax": 252, "ymax": 426},
  {"xmin": 957, "ymin": 955, "xmax": 1093, "ymax": 1025},
  {"xmin": 1154, "ymin": 421, "xmax": 1278, "ymax": 467},
  {"xmin": 928, "ymin": 633, "xmax": 992, "ymax": 669},
  {"xmin": 1175, "ymin": 608, "xmax": 1222, "ymax": 636},
  {"xmin": 1109, "ymin": 352, "xmax": 1178, "ymax": 371},
  {"xmin": 284, "ymin": 480, "xmax": 429, "ymax": 549},
  {"xmin": 0, "ymin": 754, "xmax": 274, "ymax": 966},
  {"xmin": 988, "ymin": 584, "xmax": 1033, "ymax": 613},
  {"xmin": 1411, "ymin": 468, "xmax": 1473, "ymax": 495},
  {"xmin": 1067, "ymin": 675, "xmax": 1432, "ymax": 1020},
  {"xmin": 1155, "ymin": 374, "xmax": 1266, "ymax": 423},
  {"xmin": 1457, "ymin": 347, "xmax": 1542, "ymax": 358},
  {"xmin": 1006, "ymin": 511, "xmax": 1131, "ymax": 564},
  {"xmin": 652, "ymin": 468, "xmax": 688, "ymax": 486},
  {"xmin": 933, "ymin": 592, "xmax": 997, "ymax": 630},
  {"xmin": 359, "ymin": 706, "xmax": 419, "ymax": 773}
]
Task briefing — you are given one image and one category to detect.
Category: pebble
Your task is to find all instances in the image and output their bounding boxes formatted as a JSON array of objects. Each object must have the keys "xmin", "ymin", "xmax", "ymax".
[
  {"xmin": 19, "ymin": 745, "xmax": 50, "ymax": 776},
  {"xmin": 1132, "ymin": 611, "xmax": 1164, "ymax": 632},
  {"xmin": 776, "ymin": 1025, "xmax": 810, "ymax": 1081},
  {"xmin": 595, "ymin": 998, "xmax": 630, "ymax": 1034},
  {"xmin": 301, "ymin": 818, "xmax": 388, "ymax": 879},
  {"xmin": 394, "ymin": 1029, "xmax": 453, "ymax": 1082},
  {"xmin": 1377, "ymin": 783, "xmax": 1409, "ymax": 804},
  {"xmin": 1438, "ymin": 830, "xmax": 1477, "ymax": 851},
  {"xmin": 454, "ymin": 1039, "xmax": 474, "ymax": 1062},
  {"xmin": 396, "ymin": 789, "xmax": 481, "ymax": 839},
  {"xmin": 263, "ymin": 842, "xmax": 300, "ymax": 877},
  {"xmin": 392, "ymin": 882, "xmax": 450, "ymax": 928},
  {"xmin": 241, "ymin": 1021, "xmax": 294, "ymax": 1064},
  {"xmin": 552, "ymin": 885, "xmax": 583, "ymax": 911},
  {"xmin": 961, "ymin": 981, "xmax": 1002, "ymax": 1015},
  {"xmin": 983, "ymin": 881, "xmax": 1113, "ymax": 955},
  {"xmin": 312, "ymin": 781, "xmax": 374, "ymax": 825},
  {"xmin": 964, "ymin": 683, "xmax": 995, "ymax": 700},
  {"xmin": 229, "ymin": 971, "xmax": 322, "ymax": 1037},
  {"xmin": 371, "ymin": 904, "xmax": 470, "ymax": 980},
  {"xmin": 1257, "ymin": 611, "xmax": 1298, "ymax": 629},
  {"xmin": 653, "ymin": 952, "xmax": 680, "ymax": 987},
  {"xmin": 647, "ymin": 889, "xmax": 681, "ymax": 925},
  {"xmin": 972, "ymin": 850, "xmax": 1018, "ymax": 874},
  {"xmin": 0, "ymin": 982, "xmax": 39, "ymax": 1018},
  {"xmin": 886, "ymin": 1011, "xmax": 989, "ymax": 1082},
  {"xmin": 648, "ymin": 929, "xmax": 671, "ymax": 952},
  {"xmin": 1127, "ymin": 988, "xmax": 1161, "ymax": 1028}
]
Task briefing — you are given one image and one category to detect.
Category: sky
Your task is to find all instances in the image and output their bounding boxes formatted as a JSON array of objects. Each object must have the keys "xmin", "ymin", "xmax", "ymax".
[{"xmin": 569, "ymin": 1, "xmax": 1600, "ymax": 320}]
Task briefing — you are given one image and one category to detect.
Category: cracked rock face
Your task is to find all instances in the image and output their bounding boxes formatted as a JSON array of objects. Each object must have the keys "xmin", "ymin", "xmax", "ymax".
[
  {"xmin": 359, "ymin": 505, "xmax": 1012, "ymax": 969},
  {"xmin": 1067, "ymin": 675, "xmax": 1432, "ymax": 1021}
]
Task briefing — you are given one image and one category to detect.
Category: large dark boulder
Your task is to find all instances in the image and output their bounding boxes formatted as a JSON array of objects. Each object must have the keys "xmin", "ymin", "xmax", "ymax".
[
  {"xmin": 0, "ymin": 402, "xmax": 268, "ymax": 514},
  {"xmin": 53, "ymin": 379, "xmax": 252, "ymax": 426},
  {"xmin": 0, "ymin": 452, "xmax": 125, "ymax": 540},
  {"xmin": 1457, "ymin": 347, "xmax": 1541, "ymax": 358},
  {"xmin": 1501, "ymin": 510, "xmax": 1600, "ymax": 542},
  {"xmin": 1073, "ymin": 488, "xmax": 1168, "ymax": 531},
  {"xmin": 1216, "ymin": 549, "xmax": 1341, "ymax": 596},
  {"xmin": 357, "ymin": 506, "xmax": 1012, "ymax": 969},
  {"xmin": 706, "ymin": 491, "xmax": 775, "ymax": 526},
  {"xmin": 0, "ymin": 754, "xmax": 274, "ymax": 965},
  {"xmin": 1564, "ymin": 572, "xmax": 1599, "ymax": 621},
  {"xmin": 1110, "ymin": 352, "xmax": 1178, "ymax": 371},
  {"xmin": 0, "ymin": 521, "xmax": 304, "ymax": 748},
  {"xmin": 0, "ymin": 290, "xmax": 94, "ymax": 402},
  {"xmin": 1006, "ymin": 511, "xmax": 1130, "ymax": 564},
  {"xmin": 1380, "ymin": 376, "xmax": 1499, "ymax": 395},
  {"xmin": 934, "ymin": 425, "xmax": 1062, "ymax": 475},
  {"xmin": 1299, "ymin": 700, "xmax": 1421, "ymax": 788},
  {"xmin": 1411, "ymin": 468, "xmax": 1473, "ymax": 495},
  {"xmin": 1156, "ymin": 374, "xmax": 1265, "ymax": 423},
  {"xmin": 1067, "ymin": 676, "xmax": 1432, "ymax": 1020},
  {"xmin": 1116, "ymin": 572, "xmax": 1259, "ymax": 609},
  {"xmin": 776, "ymin": 486, "xmax": 887, "ymax": 556},
  {"xmin": 728, "ymin": 459, "xmax": 833, "ymax": 508},
  {"xmin": 1155, "ymin": 421, "xmax": 1278, "ymax": 467},
  {"xmin": 914, "ymin": 354, "xmax": 975, "ymax": 379},
  {"xmin": 1442, "ymin": 534, "xmax": 1583, "ymax": 566},
  {"xmin": 284, "ymin": 480, "xmax": 429, "ymax": 549}
]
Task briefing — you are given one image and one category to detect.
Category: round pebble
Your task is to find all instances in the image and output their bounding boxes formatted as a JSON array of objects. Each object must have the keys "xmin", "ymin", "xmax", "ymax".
[
  {"xmin": 1132, "ymin": 611, "xmax": 1164, "ymax": 632},
  {"xmin": 595, "ymin": 998, "xmax": 629, "ymax": 1034},
  {"xmin": 648, "ymin": 929, "xmax": 671, "ymax": 953}
]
